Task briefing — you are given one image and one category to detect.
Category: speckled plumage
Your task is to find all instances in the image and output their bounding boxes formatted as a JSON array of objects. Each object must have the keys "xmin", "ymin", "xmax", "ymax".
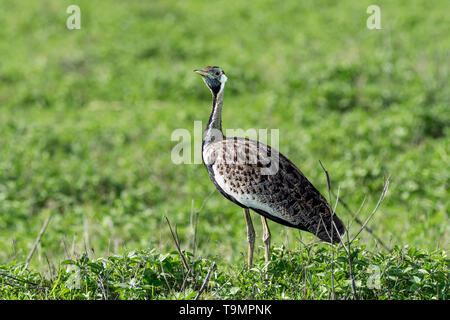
[{"xmin": 203, "ymin": 137, "xmax": 345, "ymax": 243}]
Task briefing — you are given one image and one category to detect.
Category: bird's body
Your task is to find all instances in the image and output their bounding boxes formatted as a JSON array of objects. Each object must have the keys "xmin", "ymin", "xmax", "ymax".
[
  {"xmin": 195, "ymin": 65, "xmax": 345, "ymax": 267},
  {"xmin": 203, "ymin": 137, "xmax": 344, "ymax": 243}
]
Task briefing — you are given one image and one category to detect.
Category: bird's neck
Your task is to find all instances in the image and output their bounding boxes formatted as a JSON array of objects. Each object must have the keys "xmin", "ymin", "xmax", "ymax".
[{"xmin": 203, "ymin": 85, "xmax": 225, "ymax": 148}]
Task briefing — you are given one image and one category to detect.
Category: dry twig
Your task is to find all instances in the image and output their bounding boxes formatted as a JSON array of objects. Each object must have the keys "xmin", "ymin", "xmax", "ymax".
[
  {"xmin": 194, "ymin": 262, "xmax": 216, "ymax": 300},
  {"xmin": 26, "ymin": 214, "xmax": 52, "ymax": 267},
  {"xmin": 165, "ymin": 216, "xmax": 192, "ymax": 276},
  {"xmin": 351, "ymin": 176, "xmax": 390, "ymax": 244}
]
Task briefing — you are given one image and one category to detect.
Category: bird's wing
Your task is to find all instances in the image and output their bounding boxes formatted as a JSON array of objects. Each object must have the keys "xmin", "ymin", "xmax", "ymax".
[{"xmin": 203, "ymin": 137, "xmax": 345, "ymax": 243}]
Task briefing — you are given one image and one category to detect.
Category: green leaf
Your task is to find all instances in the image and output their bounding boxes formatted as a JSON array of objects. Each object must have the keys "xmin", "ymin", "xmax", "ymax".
[{"xmin": 230, "ymin": 287, "xmax": 240, "ymax": 295}]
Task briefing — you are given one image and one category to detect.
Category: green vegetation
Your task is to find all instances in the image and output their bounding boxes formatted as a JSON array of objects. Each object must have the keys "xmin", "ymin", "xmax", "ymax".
[
  {"xmin": 1, "ymin": 245, "xmax": 448, "ymax": 300},
  {"xmin": 0, "ymin": 0, "xmax": 448, "ymax": 299}
]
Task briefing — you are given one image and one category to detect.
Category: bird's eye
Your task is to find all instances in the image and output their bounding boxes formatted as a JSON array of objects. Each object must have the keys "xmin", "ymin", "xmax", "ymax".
[{"xmin": 215, "ymin": 71, "xmax": 220, "ymax": 76}]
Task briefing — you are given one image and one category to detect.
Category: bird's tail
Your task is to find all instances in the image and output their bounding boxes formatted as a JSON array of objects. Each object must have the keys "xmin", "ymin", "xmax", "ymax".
[{"xmin": 314, "ymin": 213, "xmax": 346, "ymax": 244}]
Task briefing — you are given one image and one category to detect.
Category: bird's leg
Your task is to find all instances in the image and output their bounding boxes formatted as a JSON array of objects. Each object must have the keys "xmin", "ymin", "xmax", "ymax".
[
  {"xmin": 261, "ymin": 216, "xmax": 271, "ymax": 272},
  {"xmin": 243, "ymin": 208, "xmax": 255, "ymax": 266}
]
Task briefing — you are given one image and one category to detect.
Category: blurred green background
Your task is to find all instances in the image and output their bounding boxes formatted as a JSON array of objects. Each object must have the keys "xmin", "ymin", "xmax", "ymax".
[{"xmin": 0, "ymin": 0, "xmax": 448, "ymax": 270}]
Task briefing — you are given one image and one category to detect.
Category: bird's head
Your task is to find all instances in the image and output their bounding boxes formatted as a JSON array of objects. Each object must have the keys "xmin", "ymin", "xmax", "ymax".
[{"xmin": 194, "ymin": 66, "xmax": 227, "ymax": 95}]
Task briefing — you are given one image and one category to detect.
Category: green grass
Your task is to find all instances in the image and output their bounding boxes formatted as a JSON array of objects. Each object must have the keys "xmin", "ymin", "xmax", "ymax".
[
  {"xmin": 0, "ymin": 0, "xmax": 448, "ymax": 299},
  {"xmin": 1, "ymin": 245, "xmax": 447, "ymax": 299}
]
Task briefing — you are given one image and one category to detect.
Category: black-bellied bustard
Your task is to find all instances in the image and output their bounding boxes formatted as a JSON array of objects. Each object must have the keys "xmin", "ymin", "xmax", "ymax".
[{"xmin": 194, "ymin": 66, "xmax": 345, "ymax": 268}]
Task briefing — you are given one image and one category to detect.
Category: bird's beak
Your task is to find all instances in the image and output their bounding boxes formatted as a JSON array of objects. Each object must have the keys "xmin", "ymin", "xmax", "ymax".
[{"xmin": 194, "ymin": 69, "xmax": 209, "ymax": 77}]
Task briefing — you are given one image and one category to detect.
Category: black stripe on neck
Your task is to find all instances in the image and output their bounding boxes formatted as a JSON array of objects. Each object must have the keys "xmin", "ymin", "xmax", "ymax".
[{"xmin": 210, "ymin": 83, "xmax": 221, "ymax": 96}]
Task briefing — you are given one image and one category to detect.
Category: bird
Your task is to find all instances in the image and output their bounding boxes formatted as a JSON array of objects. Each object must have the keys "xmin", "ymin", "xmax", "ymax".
[{"xmin": 194, "ymin": 66, "xmax": 345, "ymax": 268}]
